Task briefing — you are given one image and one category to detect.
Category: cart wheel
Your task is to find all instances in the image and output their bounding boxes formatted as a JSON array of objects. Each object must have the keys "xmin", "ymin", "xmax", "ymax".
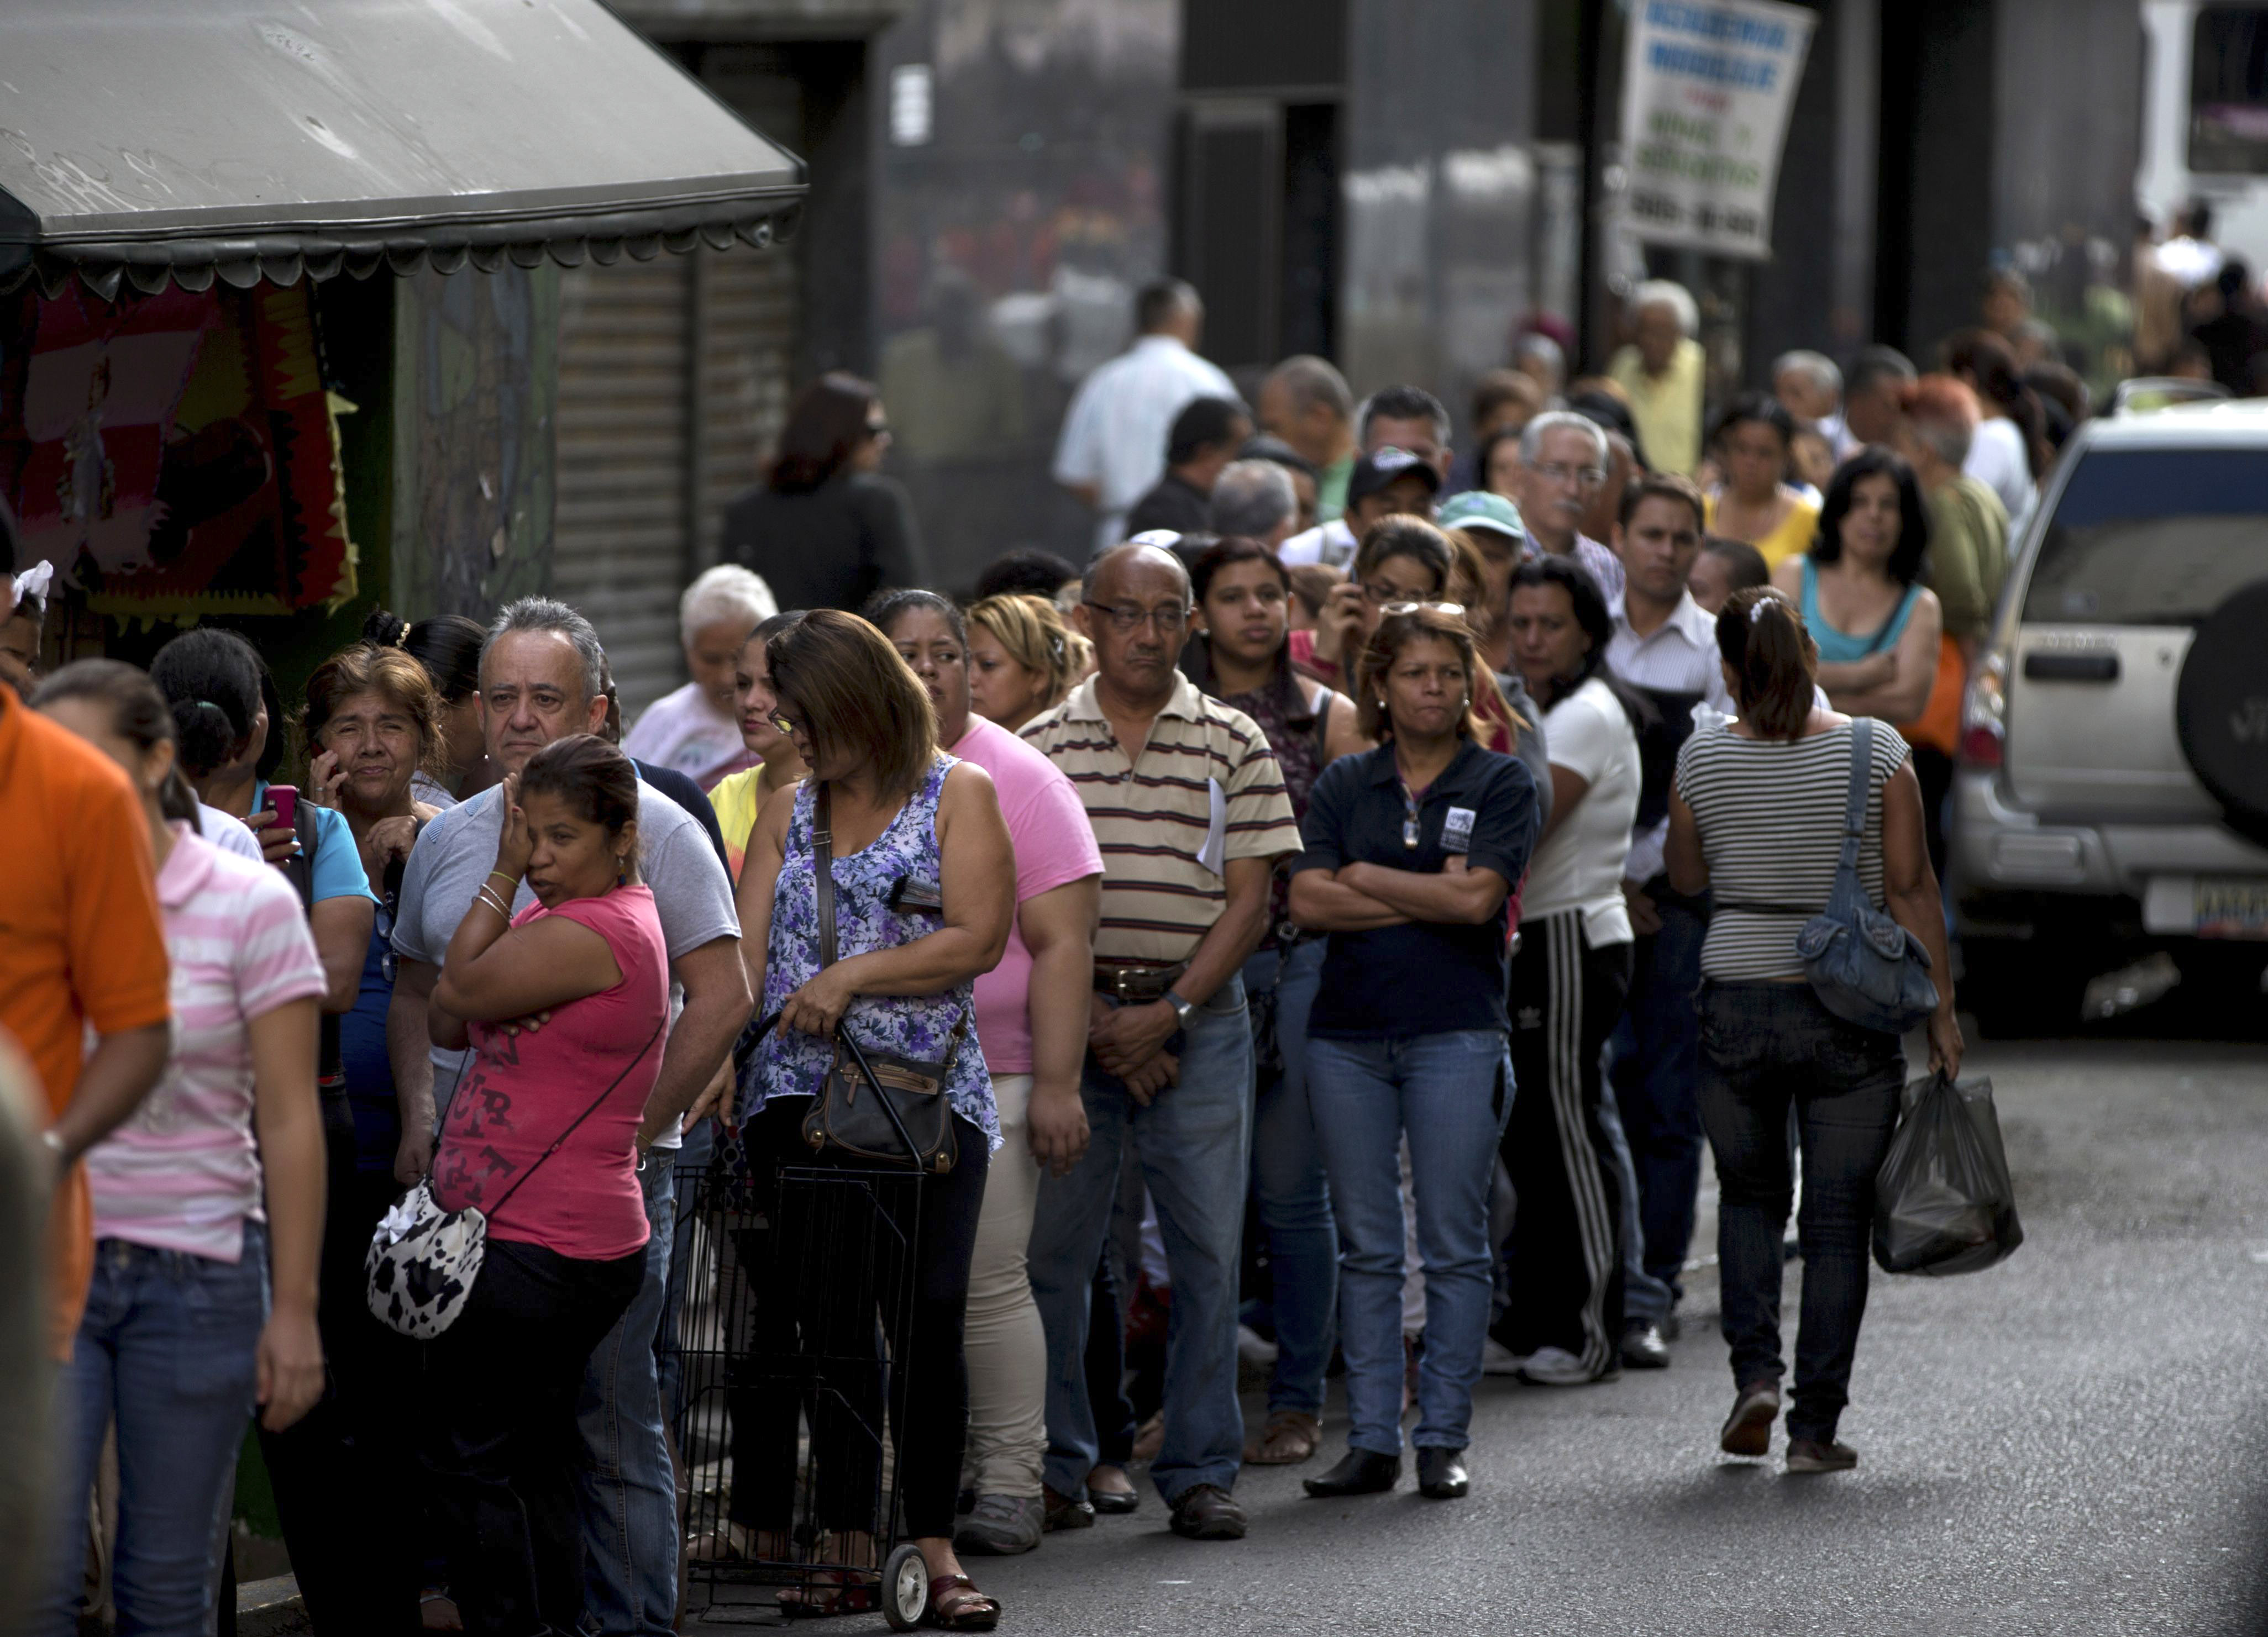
[{"xmin": 881, "ymin": 1543, "xmax": 928, "ymax": 1631}]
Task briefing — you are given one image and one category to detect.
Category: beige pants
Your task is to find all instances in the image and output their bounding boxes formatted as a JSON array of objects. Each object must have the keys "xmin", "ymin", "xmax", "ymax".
[{"xmin": 962, "ymin": 1073, "xmax": 1047, "ymax": 1498}]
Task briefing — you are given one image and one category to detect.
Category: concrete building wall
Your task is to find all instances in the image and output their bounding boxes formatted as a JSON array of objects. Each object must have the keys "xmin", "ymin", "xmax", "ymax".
[{"xmin": 1342, "ymin": 0, "xmax": 1540, "ymax": 436}]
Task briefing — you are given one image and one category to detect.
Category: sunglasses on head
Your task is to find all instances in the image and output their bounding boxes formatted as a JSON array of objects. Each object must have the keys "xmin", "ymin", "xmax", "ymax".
[{"xmin": 1378, "ymin": 600, "xmax": 1466, "ymax": 618}]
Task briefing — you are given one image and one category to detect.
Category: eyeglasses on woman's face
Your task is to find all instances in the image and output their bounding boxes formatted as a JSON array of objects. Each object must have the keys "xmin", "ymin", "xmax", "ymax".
[
  {"xmin": 1084, "ymin": 601, "xmax": 1191, "ymax": 635},
  {"xmin": 769, "ymin": 711, "xmax": 798, "ymax": 737}
]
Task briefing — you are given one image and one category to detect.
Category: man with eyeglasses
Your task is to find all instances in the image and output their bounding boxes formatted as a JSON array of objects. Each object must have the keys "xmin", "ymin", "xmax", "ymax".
[
  {"xmin": 1019, "ymin": 543, "xmax": 1300, "ymax": 1543},
  {"xmin": 1512, "ymin": 410, "xmax": 1627, "ymax": 603}
]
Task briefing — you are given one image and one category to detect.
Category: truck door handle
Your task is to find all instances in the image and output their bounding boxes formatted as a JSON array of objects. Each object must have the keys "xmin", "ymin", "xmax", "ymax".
[{"xmin": 2023, "ymin": 651, "xmax": 2120, "ymax": 682}]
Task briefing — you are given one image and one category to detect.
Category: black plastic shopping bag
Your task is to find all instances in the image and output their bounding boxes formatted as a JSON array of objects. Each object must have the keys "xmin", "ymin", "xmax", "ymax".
[{"xmin": 1871, "ymin": 1072, "xmax": 2024, "ymax": 1276}]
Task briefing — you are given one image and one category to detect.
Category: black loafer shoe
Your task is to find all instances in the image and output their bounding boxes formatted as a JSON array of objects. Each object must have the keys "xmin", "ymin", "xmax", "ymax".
[
  {"xmin": 1087, "ymin": 1485, "xmax": 1140, "ymax": 1515},
  {"xmin": 1415, "ymin": 1447, "xmax": 1469, "ymax": 1499},
  {"xmin": 1301, "ymin": 1448, "xmax": 1401, "ymax": 1498},
  {"xmin": 1620, "ymin": 1322, "xmax": 1671, "ymax": 1371},
  {"xmin": 1167, "ymin": 1483, "xmax": 1247, "ymax": 1540}
]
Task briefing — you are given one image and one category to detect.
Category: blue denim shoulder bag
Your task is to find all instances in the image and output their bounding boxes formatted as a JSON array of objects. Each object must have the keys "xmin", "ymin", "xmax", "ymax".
[{"xmin": 1791, "ymin": 719, "xmax": 1939, "ymax": 1033}]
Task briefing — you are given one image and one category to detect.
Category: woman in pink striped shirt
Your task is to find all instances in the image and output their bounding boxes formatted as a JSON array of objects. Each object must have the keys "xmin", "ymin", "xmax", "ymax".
[{"xmin": 29, "ymin": 661, "xmax": 330, "ymax": 1637}]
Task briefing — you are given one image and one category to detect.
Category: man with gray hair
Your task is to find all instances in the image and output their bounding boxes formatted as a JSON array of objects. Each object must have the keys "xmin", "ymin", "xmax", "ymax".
[
  {"xmin": 389, "ymin": 594, "xmax": 749, "ymax": 1636},
  {"xmin": 1771, "ymin": 349, "xmax": 1851, "ymax": 459},
  {"xmin": 1842, "ymin": 344, "xmax": 1917, "ymax": 447},
  {"xmin": 1513, "ymin": 411, "xmax": 1626, "ymax": 599},
  {"xmin": 1208, "ymin": 458, "xmax": 1298, "ymax": 549},
  {"xmin": 1607, "ymin": 280, "xmax": 1706, "ymax": 475}
]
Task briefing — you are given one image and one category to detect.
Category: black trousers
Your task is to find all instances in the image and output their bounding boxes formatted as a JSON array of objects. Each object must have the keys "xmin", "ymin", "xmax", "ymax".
[
  {"xmin": 727, "ymin": 1100, "xmax": 989, "ymax": 1543},
  {"xmin": 259, "ymin": 1106, "xmax": 426, "ymax": 1635},
  {"xmin": 421, "ymin": 1237, "xmax": 642, "ymax": 1637},
  {"xmin": 1502, "ymin": 912, "xmax": 1634, "ymax": 1377}
]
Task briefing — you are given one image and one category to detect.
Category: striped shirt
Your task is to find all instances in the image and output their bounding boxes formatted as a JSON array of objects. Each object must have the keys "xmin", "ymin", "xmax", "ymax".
[
  {"xmin": 87, "ymin": 828, "xmax": 327, "ymax": 1262},
  {"xmin": 1022, "ymin": 673, "xmax": 1300, "ymax": 964},
  {"xmin": 1674, "ymin": 720, "xmax": 1910, "ymax": 982}
]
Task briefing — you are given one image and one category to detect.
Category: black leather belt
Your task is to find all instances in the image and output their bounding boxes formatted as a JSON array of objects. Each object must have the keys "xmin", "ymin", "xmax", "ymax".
[{"xmin": 1093, "ymin": 961, "xmax": 1189, "ymax": 1002}]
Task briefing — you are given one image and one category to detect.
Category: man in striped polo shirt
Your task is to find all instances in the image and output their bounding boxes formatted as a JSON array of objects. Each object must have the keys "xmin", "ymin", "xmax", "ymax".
[{"xmin": 1022, "ymin": 542, "xmax": 1299, "ymax": 1541}]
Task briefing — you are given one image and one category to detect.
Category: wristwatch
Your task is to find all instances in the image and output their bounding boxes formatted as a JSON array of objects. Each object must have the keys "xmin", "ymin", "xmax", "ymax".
[{"xmin": 1162, "ymin": 989, "xmax": 1194, "ymax": 1028}]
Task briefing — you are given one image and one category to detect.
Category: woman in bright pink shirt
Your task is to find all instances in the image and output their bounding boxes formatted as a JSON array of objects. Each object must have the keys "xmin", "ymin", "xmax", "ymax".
[
  {"xmin": 30, "ymin": 661, "xmax": 329, "ymax": 1637},
  {"xmin": 876, "ymin": 590, "xmax": 1104, "ymax": 1553},
  {"xmin": 425, "ymin": 734, "xmax": 670, "ymax": 1634}
]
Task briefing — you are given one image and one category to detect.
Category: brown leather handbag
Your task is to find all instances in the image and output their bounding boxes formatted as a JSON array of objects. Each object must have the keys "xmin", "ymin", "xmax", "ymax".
[{"xmin": 796, "ymin": 783, "xmax": 963, "ymax": 1174}]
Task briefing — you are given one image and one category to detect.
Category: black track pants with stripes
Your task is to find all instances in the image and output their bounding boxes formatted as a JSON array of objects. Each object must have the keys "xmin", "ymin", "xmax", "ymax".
[{"xmin": 1499, "ymin": 912, "xmax": 1634, "ymax": 1376}]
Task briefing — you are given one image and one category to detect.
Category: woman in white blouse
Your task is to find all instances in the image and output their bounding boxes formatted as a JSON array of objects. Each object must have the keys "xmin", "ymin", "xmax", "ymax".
[{"xmin": 1498, "ymin": 555, "xmax": 1646, "ymax": 1387}]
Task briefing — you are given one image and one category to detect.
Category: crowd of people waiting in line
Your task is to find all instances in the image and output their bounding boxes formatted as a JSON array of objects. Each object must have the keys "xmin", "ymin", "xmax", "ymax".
[{"xmin": 7, "ymin": 273, "xmax": 2012, "ymax": 1636}]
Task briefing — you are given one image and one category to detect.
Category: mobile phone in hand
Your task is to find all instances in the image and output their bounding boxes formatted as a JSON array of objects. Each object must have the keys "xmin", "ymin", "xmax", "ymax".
[{"xmin": 267, "ymin": 784, "xmax": 299, "ymax": 830}]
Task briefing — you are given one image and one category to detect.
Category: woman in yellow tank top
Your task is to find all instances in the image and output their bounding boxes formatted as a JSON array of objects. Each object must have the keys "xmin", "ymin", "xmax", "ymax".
[
  {"xmin": 707, "ymin": 613, "xmax": 809, "ymax": 881},
  {"xmin": 1702, "ymin": 393, "xmax": 1821, "ymax": 570}
]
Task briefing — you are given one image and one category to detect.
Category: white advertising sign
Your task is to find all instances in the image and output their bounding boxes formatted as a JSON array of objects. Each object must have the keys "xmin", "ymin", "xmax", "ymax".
[{"xmin": 1620, "ymin": 0, "xmax": 1817, "ymax": 260}]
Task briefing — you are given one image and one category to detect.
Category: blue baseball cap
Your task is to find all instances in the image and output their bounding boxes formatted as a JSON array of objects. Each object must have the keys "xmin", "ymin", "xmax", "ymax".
[{"xmin": 1436, "ymin": 489, "xmax": 1527, "ymax": 546}]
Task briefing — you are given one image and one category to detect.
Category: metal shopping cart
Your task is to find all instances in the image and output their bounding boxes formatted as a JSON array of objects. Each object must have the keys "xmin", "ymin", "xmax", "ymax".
[{"xmin": 669, "ymin": 1033, "xmax": 940, "ymax": 1629}]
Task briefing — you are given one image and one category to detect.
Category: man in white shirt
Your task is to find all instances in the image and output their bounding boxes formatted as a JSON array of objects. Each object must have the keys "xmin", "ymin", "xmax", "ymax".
[
  {"xmin": 1599, "ymin": 474, "xmax": 1723, "ymax": 1363},
  {"xmin": 1053, "ymin": 279, "xmax": 1236, "ymax": 555}
]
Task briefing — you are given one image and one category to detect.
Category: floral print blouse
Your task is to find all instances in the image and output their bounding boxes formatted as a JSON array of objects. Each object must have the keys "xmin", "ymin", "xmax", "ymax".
[{"xmin": 741, "ymin": 755, "xmax": 998, "ymax": 1149}]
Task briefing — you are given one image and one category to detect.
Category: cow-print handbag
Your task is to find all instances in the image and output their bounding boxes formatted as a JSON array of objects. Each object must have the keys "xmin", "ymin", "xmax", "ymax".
[{"xmin": 366, "ymin": 1018, "xmax": 665, "ymax": 1340}]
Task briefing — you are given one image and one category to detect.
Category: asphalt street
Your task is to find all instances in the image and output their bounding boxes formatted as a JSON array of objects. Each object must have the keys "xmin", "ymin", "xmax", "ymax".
[{"xmin": 687, "ymin": 1039, "xmax": 2268, "ymax": 1636}]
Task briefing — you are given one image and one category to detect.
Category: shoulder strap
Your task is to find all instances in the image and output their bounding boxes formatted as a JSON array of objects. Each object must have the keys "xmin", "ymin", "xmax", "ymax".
[
  {"xmin": 1310, "ymin": 689, "xmax": 1333, "ymax": 764},
  {"xmin": 1839, "ymin": 719, "xmax": 1873, "ymax": 875},
  {"xmin": 815, "ymin": 781, "xmax": 837, "ymax": 970},
  {"xmin": 483, "ymin": 1013, "xmax": 667, "ymax": 1219}
]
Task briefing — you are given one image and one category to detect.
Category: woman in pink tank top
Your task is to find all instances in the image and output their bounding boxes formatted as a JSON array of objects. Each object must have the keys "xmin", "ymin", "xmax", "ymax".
[{"xmin": 424, "ymin": 734, "xmax": 670, "ymax": 1635}]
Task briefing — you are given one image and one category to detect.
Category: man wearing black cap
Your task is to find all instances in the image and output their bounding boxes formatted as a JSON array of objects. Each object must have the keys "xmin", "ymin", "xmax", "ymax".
[
  {"xmin": 1124, "ymin": 396, "xmax": 1254, "ymax": 541},
  {"xmin": 1278, "ymin": 446, "xmax": 1440, "ymax": 569}
]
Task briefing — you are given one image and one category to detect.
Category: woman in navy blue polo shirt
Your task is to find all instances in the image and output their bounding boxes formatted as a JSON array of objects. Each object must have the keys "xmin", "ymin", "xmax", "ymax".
[{"xmin": 1288, "ymin": 606, "xmax": 1541, "ymax": 1503}]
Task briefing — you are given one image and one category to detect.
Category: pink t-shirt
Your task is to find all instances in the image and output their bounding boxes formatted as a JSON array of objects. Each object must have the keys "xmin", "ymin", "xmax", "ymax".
[
  {"xmin": 433, "ymin": 885, "xmax": 670, "ymax": 1260},
  {"xmin": 88, "ymin": 828, "xmax": 327, "ymax": 1263},
  {"xmin": 949, "ymin": 717, "xmax": 1104, "ymax": 1074}
]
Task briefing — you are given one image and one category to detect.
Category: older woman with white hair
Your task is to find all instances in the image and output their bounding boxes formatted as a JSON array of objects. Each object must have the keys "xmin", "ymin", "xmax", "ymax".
[
  {"xmin": 1607, "ymin": 280, "xmax": 1706, "ymax": 477},
  {"xmin": 623, "ymin": 564, "xmax": 779, "ymax": 789}
]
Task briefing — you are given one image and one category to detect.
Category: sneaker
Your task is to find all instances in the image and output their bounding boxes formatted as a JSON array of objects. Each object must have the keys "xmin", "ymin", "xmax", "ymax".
[
  {"xmin": 1785, "ymin": 1438, "xmax": 1859, "ymax": 1474},
  {"xmin": 1619, "ymin": 1322, "xmax": 1671, "ymax": 1371},
  {"xmin": 1236, "ymin": 1323, "xmax": 1280, "ymax": 1368},
  {"xmin": 1516, "ymin": 1346, "xmax": 1605, "ymax": 1386},
  {"xmin": 1718, "ymin": 1380, "xmax": 1781, "ymax": 1458},
  {"xmin": 1481, "ymin": 1339, "xmax": 1529, "ymax": 1377},
  {"xmin": 954, "ymin": 1493, "xmax": 1043, "ymax": 1555}
]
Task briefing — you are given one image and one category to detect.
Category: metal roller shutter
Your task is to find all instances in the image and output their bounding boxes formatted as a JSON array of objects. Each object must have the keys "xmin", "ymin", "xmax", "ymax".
[
  {"xmin": 550, "ymin": 47, "xmax": 803, "ymax": 724},
  {"xmin": 553, "ymin": 255, "xmax": 694, "ymax": 717}
]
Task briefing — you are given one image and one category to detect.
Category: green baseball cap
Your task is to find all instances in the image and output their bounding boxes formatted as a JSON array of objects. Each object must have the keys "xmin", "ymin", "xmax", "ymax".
[{"xmin": 1436, "ymin": 489, "xmax": 1527, "ymax": 545}]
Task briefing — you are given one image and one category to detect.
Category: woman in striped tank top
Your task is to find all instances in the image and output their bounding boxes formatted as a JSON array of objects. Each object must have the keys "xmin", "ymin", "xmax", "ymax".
[{"xmin": 1666, "ymin": 586, "xmax": 1962, "ymax": 1477}]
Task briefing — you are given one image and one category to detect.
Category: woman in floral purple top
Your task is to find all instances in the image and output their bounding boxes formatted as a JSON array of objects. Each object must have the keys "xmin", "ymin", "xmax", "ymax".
[{"xmin": 727, "ymin": 609, "xmax": 1016, "ymax": 1629}]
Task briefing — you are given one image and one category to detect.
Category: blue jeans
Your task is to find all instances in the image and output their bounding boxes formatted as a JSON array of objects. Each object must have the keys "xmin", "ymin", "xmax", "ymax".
[
  {"xmin": 1308, "ymin": 1031, "xmax": 1511, "ymax": 1456},
  {"xmin": 1607, "ymin": 887, "xmax": 1709, "ymax": 1311},
  {"xmin": 579, "ymin": 1150, "xmax": 677, "ymax": 1635},
  {"xmin": 36, "ymin": 1225, "xmax": 267, "ymax": 1637},
  {"xmin": 1698, "ymin": 983, "xmax": 1903, "ymax": 1443},
  {"xmin": 1028, "ymin": 977, "xmax": 1253, "ymax": 1505},
  {"xmin": 1243, "ymin": 939, "xmax": 1336, "ymax": 1417},
  {"xmin": 1598, "ymin": 1085, "xmax": 1673, "ymax": 1327}
]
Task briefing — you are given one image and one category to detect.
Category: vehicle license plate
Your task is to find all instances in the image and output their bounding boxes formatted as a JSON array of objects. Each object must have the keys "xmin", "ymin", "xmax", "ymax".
[{"xmin": 2193, "ymin": 877, "xmax": 2268, "ymax": 939}]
